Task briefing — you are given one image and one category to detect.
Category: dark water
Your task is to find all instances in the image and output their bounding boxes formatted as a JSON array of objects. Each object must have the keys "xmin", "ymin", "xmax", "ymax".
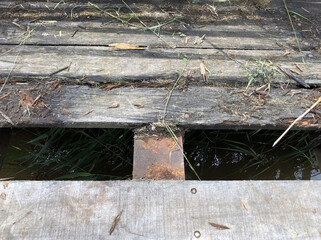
[
  {"xmin": 0, "ymin": 129, "xmax": 320, "ymax": 180},
  {"xmin": 184, "ymin": 130, "xmax": 321, "ymax": 180}
]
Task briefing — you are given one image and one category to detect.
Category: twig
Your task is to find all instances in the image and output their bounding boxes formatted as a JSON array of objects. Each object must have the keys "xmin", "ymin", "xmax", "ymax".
[
  {"xmin": 277, "ymin": 65, "xmax": 310, "ymax": 88},
  {"xmin": 32, "ymin": 94, "xmax": 42, "ymax": 106},
  {"xmin": 48, "ymin": 66, "xmax": 68, "ymax": 77},
  {"xmin": 71, "ymin": 29, "xmax": 79, "ymax": 37},
  {"xmin": 0, "ymin": 92, "xmax": 11, "ymax": 100},
  {"xmin": 282, "ymin": 0, "xmax": 305, "ymax": 63},
  {"xmin": 165, "ymin": 124, "xmax": 201, "ymax": 180},
  {"xmin": 0, "ymin": 110, "xmax": 13, "ymax": 125},
  {"xmin": 273, "ymin": 96, "xmax": 321, "ymax": 147},
  {"xmin": 0, "ymin": 48, "xmax": 22, "ymax": 93},
  {"xmin": 163, "ymin": 62, "xmax": 187, "ymax": 122},
  {"xmin": 109, "ymin": 210, "xmax": 123, "ymax": 235}
]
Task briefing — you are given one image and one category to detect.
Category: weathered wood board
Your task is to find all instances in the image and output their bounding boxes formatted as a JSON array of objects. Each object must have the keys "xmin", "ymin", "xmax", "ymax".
[
  {"xmin": 0, "ymin": 83, "xmax": 320, "ymax": 129},
  {"xmin": 0, "ymin": 181, "xmax": 320, "ymax": 239},
  {"xmin": 0, "ymin": 20, "xmax": 300, "ymax": 50},
  {"xmin": 0, "ymin": 0, "xmax": 320, "ymax": 128},
  {"xmin": 0, "ymin": 45, "xmax": 320, "ymax": 84}
]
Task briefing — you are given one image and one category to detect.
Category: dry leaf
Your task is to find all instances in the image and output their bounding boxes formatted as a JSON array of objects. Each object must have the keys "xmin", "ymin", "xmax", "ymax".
[
  {"xmin": 109, "ymin": 43, "xmax": 144, "ymax": 50},
  {"xmin": 109, "ymin": 210, "xmax": 123, "ymax": 235},
  {"xmin": 295, "ymin": 64, "xmax": 304, "ymax": 72},
  {"xmin": 209, "ymin": 222, "xmax": 230, "ymax": 230},
  {"xmin": 241, "ymin": 199, "xmax": 248, "ymax": 210},
  {"xmin": 0, "ymin": 92, "xmax": 11, "ymax": 100},
  {"xmin": 283, "ymin": 50, "xmax": 291, "ymax": 57},
  {"xmin": 84, "ymin": 110, "xmax": 93, "ymax": 115},
  {"xmin": 109, "ymin": 103, "xmax": 119, "ymax": 108},
  {"xmin": 19, "ymin": 93, "xmax": 34, "ymax": 110},
  {"xmin": 3, "ymin": 182, "xmax": 8, "ymax": 189},
  {"xmin": 200, "ymin": 61, "xmax": 210, "ymax": 82},
  {"xmin": 133, "ymin": 104, "xmax": 145, "ymax": 108},
  {"xmin": 1, "ymin": 193, "xmax": 6, "ymax": 200},
  {"xmin": 242, "ymin": 92, "xmax": 249, "ymax": 97},
  {"xmin": 290, "ymin": 69, "xmax": 301, "ymax": 75}
]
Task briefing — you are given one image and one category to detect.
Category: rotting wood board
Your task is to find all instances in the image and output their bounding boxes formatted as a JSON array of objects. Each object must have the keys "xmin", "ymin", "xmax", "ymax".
[
  {"xmin": 0, "ymin": 181, "xmax": 320, "ymax": 239},
  {"xmin": 0, "ymin": 45, "xmax": 320, "ymax": 85},
  {"xmin": 0, "ymin": 83, "xmax": 320, "ymax": 129},
  {"xmin": 0, "ymin": 0, "xmax": 320, "ymax": 129}
]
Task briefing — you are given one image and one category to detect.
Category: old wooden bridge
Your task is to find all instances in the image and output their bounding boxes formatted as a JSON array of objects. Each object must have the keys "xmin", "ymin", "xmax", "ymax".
[{"xmin": 0, "ymin": 0, "xmax": 321, "ymax": 239}]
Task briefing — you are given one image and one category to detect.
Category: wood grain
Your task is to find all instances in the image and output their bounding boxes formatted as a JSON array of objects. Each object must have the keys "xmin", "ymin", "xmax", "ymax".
[
  {"xmin": 0, "ymin": 45, "xmax": 320, "ymax": 84},
  {"xmin": 0, "ymin": 83, "xmax": 320, "ymax": 129},
  {"xmin": 1, "ymin": 181, "xmax": 320, "ymax": 239}
]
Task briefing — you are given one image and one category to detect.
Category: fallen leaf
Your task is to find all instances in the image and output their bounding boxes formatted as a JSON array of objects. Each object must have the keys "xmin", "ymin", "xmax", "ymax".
[
  {"xmin": 0, "ymin": 92, "xmax": 11, "ymax": 100},
  {"xmin": 19, "ymin": 93, "xmax": 34, "ymax": 110},
  {"xmin": 133, "ymin": 104, "xmax": 144, "ymax": 108},
  {"xmin": 84, "ymin": 110, "xmax": 93, "ymax": 115},
  {"xmin": 109, "ymin": 210, "xmax": 123, "ymax": 235},
  {"xmin": 109, "ymin": 43, "xmax": 144, "ymax": 50},
  {"xmin": 200, "ymin": 61, "xmax": 210, "ymax": 82},
  {"xmin": 109, "ymin": 103, "xmax": 119, "ymax": 108},
  {"xmin": 283, "ymin": 50, "xmax": 291, "ymax": 57},
  {"xmin": 290, "ymin": 69, "xmax": 301, "ymax": 75},
  {"xmin": 241, "ymin": 199, "xmax": 248, "ymax": 210},
  {"xmin": 209, "ymin": 222, "xmax": 230, "ymax": 230},
  {"xmin": 1, "ymin": 193, "xmax": 6, "ymax": 200},
  {"xmin": 3, "ymin": 182, "xmax": 8, "ymax": 189}
]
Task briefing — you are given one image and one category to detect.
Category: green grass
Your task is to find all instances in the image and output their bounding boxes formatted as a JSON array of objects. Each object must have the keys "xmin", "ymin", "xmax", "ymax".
[
  {"xmin": 184, "ymin": 130, "xmax": 318, "ymax": 180},
  {"xmin": 5, "ymin": 128, "xmax": 133, "ymax": 180},
  {"xmin": 2, "ymin": 128, "xmax": 319, "ymax": 181},
  {"xmin": 245, "ymin": 58, "xmax": 278, "ymax": 89}
]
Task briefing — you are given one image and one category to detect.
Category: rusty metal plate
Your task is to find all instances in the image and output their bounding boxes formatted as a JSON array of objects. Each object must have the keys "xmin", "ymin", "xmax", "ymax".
[{"xmin": 133, "ymin": 136, "xmax": 185, "ymax": 180}]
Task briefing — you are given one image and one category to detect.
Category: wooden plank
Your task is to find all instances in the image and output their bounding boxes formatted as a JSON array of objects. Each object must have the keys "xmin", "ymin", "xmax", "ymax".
[
  {"xmin": 0, "ymin": 128, "xmax": 11, "ymax": 169},
  {"xmin": 0, "ymin": 45, "xmax": 320, "ymax": 84},
  {"xmin": 0, "ymin": 181, "xmax": 320, "ymax": 239},
  {"xmin": 133, "ymin": 127, "xmax": 185, "ymax": 180},
  {"xmin": 0, "ymin": 20, "xmax": 299, "ymax": 50},
  {"xmin": 0, "ymin": 83, "xmax": 320, "ymax": 129}
]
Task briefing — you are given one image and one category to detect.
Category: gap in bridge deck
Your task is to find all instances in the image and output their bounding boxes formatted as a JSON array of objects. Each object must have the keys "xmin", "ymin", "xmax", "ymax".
[{"xmin": 0, "ymin": 128, "xmax": 320, "ymax": 181}]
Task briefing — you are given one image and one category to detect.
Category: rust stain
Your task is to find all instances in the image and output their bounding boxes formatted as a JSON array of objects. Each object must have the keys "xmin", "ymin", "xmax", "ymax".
[
  {"xmin": 141, "ymin": 137, "xmax": 177, "ymax": 155},
  {"xmin": 146, "ymin": 163, "xmax": 184, "ymax": 180},
  {"xmin": 134, "ymin": 136, "xmax": 185, "ymax": 180}
]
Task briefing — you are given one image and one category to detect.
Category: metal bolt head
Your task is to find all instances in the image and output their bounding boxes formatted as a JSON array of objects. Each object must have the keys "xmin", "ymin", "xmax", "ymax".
[{"xmin": 194, "ymin": 231, "xmax": 201, "ymax": 238}]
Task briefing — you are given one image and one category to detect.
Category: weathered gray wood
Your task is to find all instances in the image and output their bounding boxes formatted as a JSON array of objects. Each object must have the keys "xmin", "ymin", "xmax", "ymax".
[
  {"xmin": 0, "ymin": 181, "xmax": 320, "ymax": 239},
  {"xmin": 0, "ymin": 83, "xmax": 320, "ymax": 129},
  {"xmin": 0, "ymin": 45, "xmax": 320, "ymax": 84},
  {"xmin": 0, "ymin": 21, "xmax": 299, "ymax": 50}
]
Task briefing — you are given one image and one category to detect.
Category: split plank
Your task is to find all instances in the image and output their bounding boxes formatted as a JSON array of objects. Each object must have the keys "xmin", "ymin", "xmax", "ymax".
[
  {"xmin": 1, "ymin": 181, "xmax": 321, "ymax": 239},
  {"xmin": 0, "ymin": 83, "xmax": 320, "ymax": 129},
  {"xmin": 0, "ymin": 21, "xmax": 299, "ymax": 50},
  {"xmin": 0, "ymin": 45, "xmax": 320, "ymax": 84}
]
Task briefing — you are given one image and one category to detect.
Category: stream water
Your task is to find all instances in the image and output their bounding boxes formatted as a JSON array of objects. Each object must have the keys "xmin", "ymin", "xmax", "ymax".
[{"xmin": 0, "ymin": 129, "xmax": 320, "ymax": 180}]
